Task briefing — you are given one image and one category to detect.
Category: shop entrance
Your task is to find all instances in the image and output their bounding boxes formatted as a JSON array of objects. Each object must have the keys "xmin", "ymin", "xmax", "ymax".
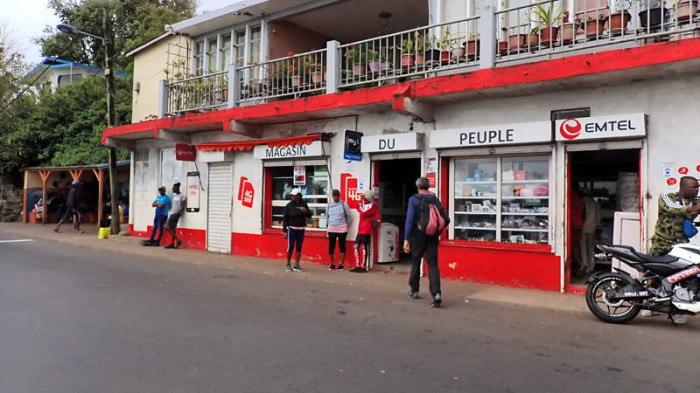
[
  {"xmin": 567, "ymin": 149, "xmax": 641, "ymax": 286},
  {"xmin": 375, "ymin": 157, "xmax": 421, "ymax": 267}
]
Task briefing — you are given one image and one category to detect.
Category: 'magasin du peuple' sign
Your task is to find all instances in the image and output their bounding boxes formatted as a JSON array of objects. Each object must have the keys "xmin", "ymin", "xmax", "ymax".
[
  {"xmin": 555, "ymin": 113, "xmax": 646, "ymax": 142},
  {"xmin": 253, "ymin": 141, "xmax": 329, "ymax": 159},
  {"xmin": 429, "ymin": 121, "xmax": 552, "ymax": 149}
]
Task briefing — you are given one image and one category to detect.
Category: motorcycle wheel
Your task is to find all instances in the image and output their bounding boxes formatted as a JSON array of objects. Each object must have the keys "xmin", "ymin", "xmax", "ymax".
[{"xmin": 586, "ymin": 273, "xmax": 641, "ymax": 324}]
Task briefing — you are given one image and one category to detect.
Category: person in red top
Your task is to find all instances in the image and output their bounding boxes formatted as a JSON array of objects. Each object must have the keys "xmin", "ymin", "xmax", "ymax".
[{"xmin": 351, "ymin": 190, "xmax": 380, "ymax": 273}]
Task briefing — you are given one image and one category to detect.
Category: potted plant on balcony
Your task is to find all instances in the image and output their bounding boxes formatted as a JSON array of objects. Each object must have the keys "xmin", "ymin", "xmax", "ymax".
[
  {"xmin": 448, "ymin": 31, "xmax": 466, "ymax": 61},
  {"xmin": 560, "ymin": 10, "xmax": 580, "ymax": 43},
  {"xmin": 675, "ymin": 0, "xmax": 699, "ymax": 23},
  {"xmin": 533, "ymin": 2, "xmax": 562, "ymax": 46},
  {"xmin": 344, "ymin": 43, "xmax": 368, "ymax": 76},
  {"xmin": 638, "ymin": 0, "xmax": 664, "ymax": 27},
  {"xmin": 397, "ymin": 37, "xmax": 417, "ymax": 68},
  {"xmin": 367, "ymin": 49, "xmax": 383, "ymax": 73},
  {"xmin": 465, "ymin": 33, "xmax": 480, "ymax": 59},
  {"xmin": 214, "ymin": 74, "xmax": 229, "ymax": 102},
  {"xmin": 302, "ymin": 55, "xmax": 324, "ymax": 84},
  {"xmin": 583, "ymin": 13, "xmax": 607, "ymax": 38},
  {"xmin": 499, "ymin": 27, "xmax": 527, "ymax": 54},
  {"xmin": 608, "ymin": 0, "xmax": 632, "ymax": 34}
]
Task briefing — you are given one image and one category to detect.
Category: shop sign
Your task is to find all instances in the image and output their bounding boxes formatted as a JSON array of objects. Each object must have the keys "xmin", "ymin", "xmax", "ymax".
[
  {"xmin": 340, "ymin": 173, "xmax": 362, "ymax": 208},
  {"xmin": 186, "ymin": 171, "xmax": 200, "ymax": 212},
  {"xmin": 237, "ymin": 177, "xmax": 254, "ymax": 208},
  {"xmin": 429, "ymin": 121, "xmax": 551, "ymax": 148},
  {"xmin": 555, "ymin": 113, "xmax": 646, "ymax": 142},
  {"xmin": 253, "ymin": 141, "xmax": 328, "ymax": 159},
  {"xmin": 344, "ymin": 130, "xmax": 363, "ymax": 161},
  {"xmin": 175, "ymin": 144, "xmax": 197, "ymax": 161},
  {"xmin": 293, "ymin": 166, "xmax": 306, "ymax": 186},
  {"xmin": 361, "ymin": 132, "xmax": 420, "ymax": 153}
]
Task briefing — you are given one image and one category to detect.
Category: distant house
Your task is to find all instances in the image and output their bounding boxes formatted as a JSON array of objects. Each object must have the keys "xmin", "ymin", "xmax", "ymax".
[{"xmin": 25, "ymin": 57, "xmax": 130, "ymax": 92}]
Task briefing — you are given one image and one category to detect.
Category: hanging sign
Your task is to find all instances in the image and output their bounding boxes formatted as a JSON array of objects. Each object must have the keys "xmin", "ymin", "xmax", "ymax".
[
  {"xmin": 293, "ymin": 166, "xmax": 306, "ymax": 186},
  {"xmin": 253, "ymin": 141, "xmax": 328, "ymax": 159},
  {"xmin": 176, "ymin": 144, "xmax": 197, "ymax": 161},
  {"xmin": 237, "ymin": 177, "xmax": 254, "ymax": 208},
  {"xmin": 344, "ymin": 130, "xmax": 363, "ymax": 161},
  {"xmin": 186, "ymin": 171, "xmax": 200, "ymax": 212},
  {"xmin": 429, "ymin": 121, "xmax": 551, "ymax": 148},
  {"xmin": 340, "ymin": 173, "xmax": 362, "ymax": 208},
  {"xmin": 555, "ymin": 113, "xmax": 646, "ymax": 142},
  {"xmin": 361, "ymin": 132, "xmax": 420, "ymax": 153}
]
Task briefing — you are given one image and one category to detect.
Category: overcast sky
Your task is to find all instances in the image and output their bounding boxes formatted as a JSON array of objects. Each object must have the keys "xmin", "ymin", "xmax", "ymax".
[{"xmin": 1, "ymin": 0, "xmax": 234, "ymax": 66}]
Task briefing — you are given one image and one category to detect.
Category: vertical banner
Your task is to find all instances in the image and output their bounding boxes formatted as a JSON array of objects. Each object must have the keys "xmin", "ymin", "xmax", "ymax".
[
  {"xmin": 293, "ymin": 166, "xmax": 306, "ymax": 186},
  {"xmin": 344, "ymin": 130, "xmax": 363, "ymax": 161},
  {"xmin": 186, "ymin": 171, "xmax": 200, "ymax": 212},
  {"xmin": 237, "ymin": 177, "xmax": 254, "ymax": 208}
]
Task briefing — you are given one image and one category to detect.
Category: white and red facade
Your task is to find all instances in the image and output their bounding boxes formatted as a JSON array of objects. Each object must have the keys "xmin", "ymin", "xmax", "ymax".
[{"xmin": 106, "ymin": 0, "xmax": 700, "ymax": 292}]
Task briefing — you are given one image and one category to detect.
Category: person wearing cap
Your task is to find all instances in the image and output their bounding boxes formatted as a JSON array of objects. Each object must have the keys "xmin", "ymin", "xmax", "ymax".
[
  {"xmin": 164, "ymin": 182, "xmax": 186, "ymax": 249},
  {"xmin": 147, "ymin": 186, "xmax": 170, "ymax": 246},
  {"xmin": 326, "ymin": 189, "xmax": 352, "ymax": 271},
  {"xmin": 54, "ymin": 180, "xmax": 82, "ymax": 234},
  {"xmin": 283, "ymin": 188, "xmax": 311, "ymax": 272},
  {"xmin": 352, "ymin": 189, "xmax": 380, "ymax": 273}
]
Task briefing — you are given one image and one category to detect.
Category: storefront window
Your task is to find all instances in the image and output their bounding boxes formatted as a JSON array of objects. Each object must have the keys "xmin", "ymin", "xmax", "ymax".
[
  {"xmin": 270, "ymin": 165, "xmax": 329, "ymax": 230},
  {"xmin": 453, "ymin": 155, "xmax": 550, "ymax": 244}
]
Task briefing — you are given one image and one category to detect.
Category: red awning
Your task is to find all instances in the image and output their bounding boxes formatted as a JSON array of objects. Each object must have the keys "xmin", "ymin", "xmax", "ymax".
[{"xmin": 197, "ymin": 134, "xmax": 321, "ymax": 152}]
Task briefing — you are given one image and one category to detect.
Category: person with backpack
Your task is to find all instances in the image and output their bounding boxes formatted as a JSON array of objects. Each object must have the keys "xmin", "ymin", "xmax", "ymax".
[
  {"xmin": 326, "ymin": 189, "xmax": 352, "ymax": 271},
  {"xmin": 403, "ymin": 176, "xmax": 450, "ymax": 308}
]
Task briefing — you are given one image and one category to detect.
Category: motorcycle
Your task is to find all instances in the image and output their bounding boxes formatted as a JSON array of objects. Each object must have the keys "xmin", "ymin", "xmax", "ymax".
[{"xmin": 586, "ymin": 243, "xmax": 700, "ymax": 325}]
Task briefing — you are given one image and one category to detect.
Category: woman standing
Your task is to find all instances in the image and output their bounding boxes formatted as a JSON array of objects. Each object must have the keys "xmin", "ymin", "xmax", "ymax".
[
  {"xmin": 326, "ymin": 189, "xmax": 352, "ymax": 271},
  {"xmin": 283, "ymin": 188, "xmax": 311, "ymax": 272}
]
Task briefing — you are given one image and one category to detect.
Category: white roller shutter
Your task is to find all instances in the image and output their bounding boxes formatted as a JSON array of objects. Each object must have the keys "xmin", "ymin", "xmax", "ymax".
[{"xmin": 207, "ymin": 163, "xmax": 233, "ymax": 253}]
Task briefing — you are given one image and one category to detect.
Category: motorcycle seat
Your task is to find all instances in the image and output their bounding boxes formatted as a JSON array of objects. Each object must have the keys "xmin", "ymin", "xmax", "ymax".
[{"xmin": 631, "ymin": 251, "xmax": 678, "ymax": 264}]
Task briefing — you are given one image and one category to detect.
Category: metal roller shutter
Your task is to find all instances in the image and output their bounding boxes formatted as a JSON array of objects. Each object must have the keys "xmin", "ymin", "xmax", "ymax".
[{"xmin": 207, "ymin": 163, "xmax": 233, "ymax": 253}]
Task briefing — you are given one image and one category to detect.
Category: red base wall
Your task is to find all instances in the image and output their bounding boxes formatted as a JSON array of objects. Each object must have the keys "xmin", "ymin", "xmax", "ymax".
[
  {"xmin": 129, "ymin": 224, "xmax": 207, "ymax": 250},
  {"xmin": 232, "ymin": 232, "xmax": 357, "ymax": 267}
]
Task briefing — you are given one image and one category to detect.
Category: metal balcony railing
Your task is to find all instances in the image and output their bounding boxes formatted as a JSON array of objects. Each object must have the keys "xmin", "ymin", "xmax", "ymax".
[{"xmin": 165, "ymin": 71, "xmax": 228, "ymax": 115}]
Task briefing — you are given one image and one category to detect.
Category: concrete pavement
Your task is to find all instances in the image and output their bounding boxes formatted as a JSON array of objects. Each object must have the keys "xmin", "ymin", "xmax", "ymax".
[{"xmin": 0, "ymin": 222, "xmax": 588, "ymax": 314}]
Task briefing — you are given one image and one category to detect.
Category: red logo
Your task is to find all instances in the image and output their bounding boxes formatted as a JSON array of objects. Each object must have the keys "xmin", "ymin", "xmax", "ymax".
[
  {"xmin": 667, "ymin": 178, "xmax": 677, "ymax": 186},
  {"xmin": 559, "ymin": 119, "xmax": 582, "ymax": 140},
  {"xmin": 237, "ymin": 177, "xmax": 254, "ymax": 208},
  {"xmin": 696, "ymin": 165, "xmax": 700, "ymax": 173},
  {"xmin": 340, "ymin": 173, "xmax": 362, "ymax": 209},
  {"xmin": 175, "ymin": 144, "xmax": 197, "ymax": 161},
  {"xmin": 679, "ymin": 167, "xmax": 689, "ymax": 175}
]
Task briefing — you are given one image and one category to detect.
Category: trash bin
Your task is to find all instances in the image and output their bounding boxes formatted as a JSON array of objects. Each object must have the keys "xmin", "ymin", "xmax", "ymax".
[{"xmin": 378, "ymin": 222, "xmax": 400, "ymax": 263}]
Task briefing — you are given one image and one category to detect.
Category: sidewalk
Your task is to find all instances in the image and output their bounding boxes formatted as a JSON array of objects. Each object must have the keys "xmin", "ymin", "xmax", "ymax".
[{"xmin": 0, "ymin": 222, "xmax": 588, "ymax": 314}]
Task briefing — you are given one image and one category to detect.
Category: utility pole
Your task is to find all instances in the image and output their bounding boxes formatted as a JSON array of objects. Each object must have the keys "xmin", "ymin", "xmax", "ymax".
[{"xmin": 104, "ymin": 9, "xmax": 120, "ymax": 235}]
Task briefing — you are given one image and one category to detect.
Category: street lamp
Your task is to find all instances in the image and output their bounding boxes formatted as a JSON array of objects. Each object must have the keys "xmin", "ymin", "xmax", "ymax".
[{"xmin": 57, "ymin": 16, "xmax": 120, "ymax": 235}]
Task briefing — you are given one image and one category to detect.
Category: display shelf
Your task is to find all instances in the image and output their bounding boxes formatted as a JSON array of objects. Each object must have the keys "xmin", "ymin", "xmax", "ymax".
[
  {"xmin": 455, "ymin": 211, "xmax": 497, "ymax": 215},
  {"xmin": 501, "ymin": 196, "xmax": 549, "ymax": 200},
  {"xmin": 501, "ymin": 212, "xmax": 549, "ymax": 216},
  {"xmin": 455, "ymin": 226, "xmax": 497, "ymax": 231},
  {"xmin": 455, "ymin": 181, "xmax": 497, "ymax": 185},
  {"xmin": 455, "ymin": 196, "xmax": 498, "ymax": 200},
  {"xmin": 502, "ymin": 180, "xmax": 549, "ymax": 184},
  {"xmin": 501, "ymin": 228, "xmax": 549, "ymax": 232}
]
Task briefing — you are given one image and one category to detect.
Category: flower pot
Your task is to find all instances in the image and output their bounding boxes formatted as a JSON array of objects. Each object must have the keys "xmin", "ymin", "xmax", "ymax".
[
  {"xmin": 311, "ymin": 70, "xmax": 324, "ymax": 83},
  {"xmin": 585, "ymin": 21, "xmax": 605, "ymax": 38},
  {"xmin": 508, "ymin": 34, "xmax": 527, "ymax": 52},
  {"xmin": 451, "ymin": 46, "xmax": 466, "ymax": 60},
  {"xmin": 639, "ymin": 7, "xmax": 664, "ymax": 27},
  {"xmin": 290, "ymin": 75, "xmax": 301, "ymax": 87},
  {"xmin": 401, "ymin": 53, "xmax": 415, "ymax": 68},
  {"xmin": 368, "ymin": 60, "xmax": 381, "ymax": 73},
  {"xmin": 425, "ymin": 49, "xmax": 442, "ymax": 62},
  {"xmin": 540, "ymin": 26, "xmax": 560, "ymax": 46},
  {"xmin": 527, "ymin": 33, "xmax": 539, "ymax": 49},
  {"xmin": 440, "ymin": 51, "xmax": 450, "ymax": 63},
  {"xmin": 380, "ymin": 62, "xmax": 392, "ymax": 71},
  {"xmin": 352, "ymin": 63, "xmax": 366, "ymax": 77},
  {"xmin": 607, "ymin": 11, "xmax": 631, "ymax": 34},
  {"xmin": 465, "ymin": 40, "xmax": 480, "ymax": 58},
  {"xmin": 676, "ymin": 0, "xmax": 698, "ymax": 21},
  {"xmin": 561, "ymin": 23, "xmax": 576, "ymax": 43},
  {"xmin": 415, "ymin": 53, "xmax": 425, "ymax": 65}
]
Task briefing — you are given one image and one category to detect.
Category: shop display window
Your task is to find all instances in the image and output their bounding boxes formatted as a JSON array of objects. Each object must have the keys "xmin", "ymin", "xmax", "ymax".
[
  {"xmin": 269, "ymin": 165, "xmax": 328, "ymax": 230},
  {"xmin": 452, "ymin": 155, "xmax": 550, "ymax": 244}
]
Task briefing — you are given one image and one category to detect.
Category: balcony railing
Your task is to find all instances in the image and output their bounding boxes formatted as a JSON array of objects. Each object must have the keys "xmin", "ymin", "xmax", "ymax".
[{"xmin": 163, "ymin": 0, "xmax": 700, "ymax": 115}]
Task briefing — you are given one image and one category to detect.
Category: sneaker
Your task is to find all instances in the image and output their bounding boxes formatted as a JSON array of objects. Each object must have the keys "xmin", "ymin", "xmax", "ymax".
[
  {"xmin": 431, "ymin": 293, "xmax": 442, "ymax": 308},
  {"xmin": 175, "ymin": 239, "xmax": 183, "ymax": 249},
  {"xmin": 329, "ymin": 264, "xmax": 336, "ymax": 270},
  {"xmin": 337, "ymin": 265, "xmax": 344, "ymax": 271},
  {"xmin": 151, "ymin": 242, "xmax": 160, "ymax": 247},
  {"xmin": 164, "ymin": 244, "xmax": 175, "ymax": 249},
  {"xmin": 350, "ymin": 267, "xmax": 367, "ymax": 273},
  {"xmin": 409, "ymin": 291, "xmax": 419, "ymax": 299},
  {"xmin": 292, "ymin": 265, "xmax": 304, "ymax": 272},
  {"xmin": 286, "ymin": 265, "xmax": 292, "ymax": 272}
]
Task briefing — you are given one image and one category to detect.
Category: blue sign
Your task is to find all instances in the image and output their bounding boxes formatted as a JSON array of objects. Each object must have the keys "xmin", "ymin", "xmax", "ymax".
[{"xmin": 344, "ymin": 130, "xmax": 363, "ymax": 161}]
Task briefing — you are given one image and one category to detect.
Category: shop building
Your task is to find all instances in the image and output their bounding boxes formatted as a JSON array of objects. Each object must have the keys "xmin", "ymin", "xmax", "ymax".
[{"xmin": 103, "ymin": 0, "xmax": 700, "ymax": 292}]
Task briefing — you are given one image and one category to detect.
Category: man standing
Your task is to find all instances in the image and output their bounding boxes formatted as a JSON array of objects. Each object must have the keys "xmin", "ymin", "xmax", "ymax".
[
  {"xmin": 403, "ymin": 177, "xmax": 450, "ymax": 308},
  {"xmin": 54, "ymin": 180, "xmax": 82, "ymax": 234},
  {"xmin": 351, "ymin": 190, "xmax": 380, "ymax": 273},
  {"xmin": 326, "ymin": 189, "xmax": 351, "ymax": 271},
  {"xmin": 578, "ymin": 191, "xmax": 601, "ymax": 275},
  {"xmin": 164, "ymin": 182, "xmax": 186, "ymax": 249},
  {"xmin": 283, "ymin": 188, "xmax": 311, "ymax": 272},
  {"xmin": 649, "ymin": 176, "xmax": 700, "ymax": 255},
  {"xmin": 148, "ymin": 186, "xmax": 170, "ymax": 247}
]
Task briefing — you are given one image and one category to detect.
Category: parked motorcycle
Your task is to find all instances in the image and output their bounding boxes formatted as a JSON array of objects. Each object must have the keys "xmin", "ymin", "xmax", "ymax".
[{"xmin": 586, "ymin": 243, "xmax": 700, "ymax": 325}]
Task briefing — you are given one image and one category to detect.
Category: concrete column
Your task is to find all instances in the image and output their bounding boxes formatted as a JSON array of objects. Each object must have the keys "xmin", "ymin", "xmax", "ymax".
[
  {"xmin": 326, "ymin": 40, "xmax": 341, "ymax": 94},
  {"xmin": 228, "ymin": 64, "xmax": 239, "ymax": 108},
  {"xmin": 157, "ymin": 79, "xmax": 167, "ymax": 118},
  {"xmin": 479, "ymin": 5, "xmax": 496, "ymax": 70}
]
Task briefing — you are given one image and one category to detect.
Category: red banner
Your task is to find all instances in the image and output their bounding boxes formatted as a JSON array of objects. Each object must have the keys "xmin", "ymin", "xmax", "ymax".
[{"xmin": 175, "ymin": 144, "xmax": 197, "ymax": 161}]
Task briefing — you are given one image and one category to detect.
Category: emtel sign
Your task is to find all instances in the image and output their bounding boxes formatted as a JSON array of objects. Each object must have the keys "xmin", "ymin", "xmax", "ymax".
[{"xmin": 555, "ymin": 113, "xmax": 645, "ymax": 142}]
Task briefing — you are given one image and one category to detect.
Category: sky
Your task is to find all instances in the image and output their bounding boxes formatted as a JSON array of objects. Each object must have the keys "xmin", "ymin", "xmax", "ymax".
[{"xmin": 1, "ymin": 0, "xmax": 235, "ymax": 66}]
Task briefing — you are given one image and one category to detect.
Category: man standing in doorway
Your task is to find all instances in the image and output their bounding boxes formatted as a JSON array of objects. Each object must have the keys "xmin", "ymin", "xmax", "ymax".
[
  {"xmin": 351, "ymin": 190, "xmax": 380, "ymax": 273},
  {"xmin": 326, "ymin": 189, "xmax": 351, "ymax": 271},
  {"xmin": 283, "ymin": 188, "xmax": 311, "ymax": 272},
  {"xmin": 164, "ymin": 182, "xmax": 186, "ymax": 249},
  {"xmin": 148, "ymin": 186, "xmax": 170, "ymax": 247},
  {"xmin": 54, "ymin": 180, "xmax": 83, "ymax": 234},
  {"xmin": 649, "ymin": 176, "xmax": 700, "ymax": 255},
  {"xmin": 403, "ymin": 177, "xmax": 450, "ymax": 308}
]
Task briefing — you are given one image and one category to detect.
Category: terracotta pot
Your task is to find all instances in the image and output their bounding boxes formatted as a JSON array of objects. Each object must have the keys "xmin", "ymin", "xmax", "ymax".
[
  {"xmin": 561, "ymin": 23, "xmax": 576, "ymax": 43},
  {"xmin": 465, "ymin": 40, "xmax": 480, "ymax": 58},
  {"xmin": 440, "ymin": 51, "xmax": 450, "ymax": 63},
  {"xmin": 401, "ymin": 53, "xmax": 415, "ymax": 68},
  {"xmin": 290, "ymin": 75, "xmax": 301, "ymax": 87},
  {"xmin": 676, "ymin": 0, "xmax": 698, "ymax": 21},
  {"xmin": 311, "ymin": 70, "xmax": 324, "ymax": 83},
  {"xmin": 368, "ymin": 60, "xmax": 381, "ymax": 73},
  {"xmin": 585, "ymin": 21, "xmax": 605, "ymax": 37},
  {"xmin": 527, "ymin": 33, "xmax": 539, "ymax": 49},
  {"xmin": 416, "ymin": 53, "xmax": 425, "ymax": 65},
  {"xmin": 352, "ymin": 63, "xmax": 365, "ymax": 76},
  {"xmin": 607, "ymin": 11, "xmax": 631, "ymax": 33},
  {"xmin": 540, "ymin": 26, "xmax": 560, "ymax": 46},
  {"xmin": 508, "ymin": 34, "xmax": 527, "ymax": 52}
]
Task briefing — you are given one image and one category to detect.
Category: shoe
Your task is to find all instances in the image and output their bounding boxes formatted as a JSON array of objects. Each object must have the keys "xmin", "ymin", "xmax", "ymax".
[
  {"xmin": 286, "ymin": 265, "xmax": 292, "ymax": 272},
  {"xmin": 409, "ymin": 291, "xmax": 419, "ymax": 299},
  {"xmin": 292, "ymin": 265, "xmax": 304, "ymax": 272},
  {"xmin": 175, "ymin": 239, "xmax": 183, "ymax": 249},
  {"xmin": 337, "ymin": 265, "xmax": 344, "ymax": 271},
  {"xmin": 329, "ymin": 264, "xmax": 336, "ymax": 270},
  {"xmin": 350, "ymin": 267, "xmax": 367, "ymax": 273},
  {"xmin": 431, "ymin": 293, "xmax": 442, "ymax": 308},
  {"xmin": 164, "ymin": 244, "xmax": 175, "ymax": 249},
  {"xmin": 151, "ymin": 243, "xmax": 160, "ymax": 247}
]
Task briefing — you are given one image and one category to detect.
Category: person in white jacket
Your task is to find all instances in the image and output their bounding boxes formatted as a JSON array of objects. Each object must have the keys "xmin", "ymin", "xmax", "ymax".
[
  {"xmin": 579, "ymin": 191, "xmax": 601, "ymax": 275},
  {"xmin": 326, "ymin": 189, "xmax": 352, "ymax": 270}
]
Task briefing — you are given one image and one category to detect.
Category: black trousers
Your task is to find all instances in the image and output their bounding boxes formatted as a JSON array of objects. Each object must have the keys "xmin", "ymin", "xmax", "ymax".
[{"xmin": 408, "ymin": 230, "xmax": 441, "ymax": 296}]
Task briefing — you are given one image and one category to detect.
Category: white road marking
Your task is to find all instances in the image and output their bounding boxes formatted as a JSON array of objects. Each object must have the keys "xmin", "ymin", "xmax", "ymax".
[{"xmin": 0, "ymin": 239, "xmax": 35, "ymax": 244}]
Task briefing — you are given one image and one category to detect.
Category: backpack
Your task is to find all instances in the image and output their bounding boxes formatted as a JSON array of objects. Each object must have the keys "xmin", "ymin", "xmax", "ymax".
[{"xmin": 416, "ymin": 194, "xmax": 446, "ymax": 236}]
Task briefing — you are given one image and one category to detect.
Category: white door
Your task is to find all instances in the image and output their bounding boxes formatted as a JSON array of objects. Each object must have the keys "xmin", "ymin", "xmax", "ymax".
[
  {"xmin": 133, "ymin": 151, "xmax": 150, "ymax": 232},
  {"xmin": 207, "ymin": 163, "xmax": 233, "ymax": 253}
]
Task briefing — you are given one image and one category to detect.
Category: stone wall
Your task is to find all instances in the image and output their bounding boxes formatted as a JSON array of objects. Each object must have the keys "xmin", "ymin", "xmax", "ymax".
[{"xmin": 0, "ymin": 176, "xmax": 22, "ymax": 222}]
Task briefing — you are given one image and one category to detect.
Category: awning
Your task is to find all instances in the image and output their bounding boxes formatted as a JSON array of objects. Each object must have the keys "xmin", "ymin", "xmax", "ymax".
[{"xmin": 197, "ymin": 134, "xmax": 321, "ymax": 152}]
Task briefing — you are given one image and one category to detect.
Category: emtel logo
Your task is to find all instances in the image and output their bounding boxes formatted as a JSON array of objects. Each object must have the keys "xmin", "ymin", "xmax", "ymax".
[{"xmin": 559, "ymin": 119, "xmax": 582, "ymax": 140}]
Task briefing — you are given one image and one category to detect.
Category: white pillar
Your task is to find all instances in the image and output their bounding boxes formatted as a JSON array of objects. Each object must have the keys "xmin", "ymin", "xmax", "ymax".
[
  {"xmin": 326, "ymin": 40, "xmax": 341, "ymax": 94},
  {"xmin": 479, "ymin": 5, "xmax": 496, "ymax": 69},
  {"xmin": 228, "ymin": 64, "xmax": 238, "ymax": 108},
  {"xmin": 158, "ymin": 79, "xmax": 167, "ymax": 118}
]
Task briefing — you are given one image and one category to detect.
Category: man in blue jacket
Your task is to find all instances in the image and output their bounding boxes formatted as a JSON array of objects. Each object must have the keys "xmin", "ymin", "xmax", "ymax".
[{"xmin": 148, "ymin": 186, "xmax": 170, "ymax": 246}]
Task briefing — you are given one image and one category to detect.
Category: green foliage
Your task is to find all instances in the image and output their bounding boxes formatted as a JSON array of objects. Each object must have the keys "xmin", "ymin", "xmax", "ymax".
[{"xmin": 532, "ymin": 3, "xmax": 562, "ymax": 27}]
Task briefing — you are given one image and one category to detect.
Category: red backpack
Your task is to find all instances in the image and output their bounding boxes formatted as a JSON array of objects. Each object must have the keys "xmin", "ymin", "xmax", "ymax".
[{"xmin": 416, "ymin": 194, "xmax": 446, "ymax": 236}]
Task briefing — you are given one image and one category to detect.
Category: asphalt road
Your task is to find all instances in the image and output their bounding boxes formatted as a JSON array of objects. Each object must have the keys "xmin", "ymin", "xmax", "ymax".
[{"xmin": 1, "ymin": 234, "xmax": 699, "ymax": 393}]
